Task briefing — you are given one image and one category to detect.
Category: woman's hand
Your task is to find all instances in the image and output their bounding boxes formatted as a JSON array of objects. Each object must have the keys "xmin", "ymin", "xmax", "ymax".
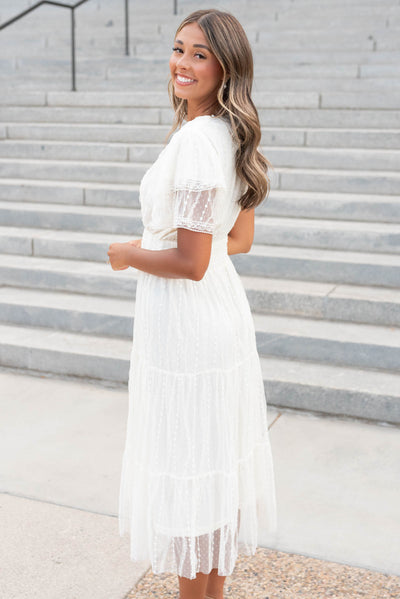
[
  {"xmin": 107, "ymin": 239, "xmax": 142, "ymax": 270},
  {"xmin": 127, "ymin": 238, "xmax": 142, "ymax": 249},
  {"xmin": 107, "ymin": 242, "xmax": 129, "ymax": 270}
]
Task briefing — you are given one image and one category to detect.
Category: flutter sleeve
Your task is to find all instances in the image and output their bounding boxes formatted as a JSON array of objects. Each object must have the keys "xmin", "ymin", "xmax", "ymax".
[{"xmin": 172, "ymin": 127, "xmax": 226, "ymax": 235}]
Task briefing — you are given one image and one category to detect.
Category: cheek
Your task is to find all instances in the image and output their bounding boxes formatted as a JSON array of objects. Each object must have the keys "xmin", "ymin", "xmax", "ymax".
[{"xmin": 199, "ymin": 61, "xmax": 223, "ymax": 88}]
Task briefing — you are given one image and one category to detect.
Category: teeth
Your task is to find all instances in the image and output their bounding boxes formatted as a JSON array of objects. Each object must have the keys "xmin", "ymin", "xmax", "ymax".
[{"xmin": 176, "ymin": 75, "xmax": 195, "ymax": 83}]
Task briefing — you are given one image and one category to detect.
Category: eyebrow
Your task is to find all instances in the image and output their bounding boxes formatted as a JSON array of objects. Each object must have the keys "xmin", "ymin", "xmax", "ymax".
[{"xmin": 175, "ymin": 39, "xmax": 211, "ymax": 52}]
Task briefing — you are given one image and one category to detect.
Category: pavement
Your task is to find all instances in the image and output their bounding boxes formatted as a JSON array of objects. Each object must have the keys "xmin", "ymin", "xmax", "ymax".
[{"xmin": 0, "ymin": 367, "xmax": 399, "ymax": 599}]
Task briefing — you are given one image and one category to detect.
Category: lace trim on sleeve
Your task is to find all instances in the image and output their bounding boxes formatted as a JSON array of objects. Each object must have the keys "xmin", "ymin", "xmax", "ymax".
[{"xmin": 173, "ymin": 187, "xmax": 217, "ymax": 234}]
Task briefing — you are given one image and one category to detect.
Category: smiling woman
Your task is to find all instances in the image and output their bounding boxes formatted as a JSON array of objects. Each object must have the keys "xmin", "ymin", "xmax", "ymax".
[
  {"xmin": 112, "ymin": 9, "xmax": 277, "ymax": 599},
  {"xmin": 169, "ymin": 23, "xmax": 224, "ymax": 121}
]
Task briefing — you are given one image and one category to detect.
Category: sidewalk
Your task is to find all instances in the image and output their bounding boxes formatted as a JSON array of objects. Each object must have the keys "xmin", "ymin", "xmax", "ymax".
[{"xmin": 0, "ymin": 368, "xmax": 399, "ymax": 598}]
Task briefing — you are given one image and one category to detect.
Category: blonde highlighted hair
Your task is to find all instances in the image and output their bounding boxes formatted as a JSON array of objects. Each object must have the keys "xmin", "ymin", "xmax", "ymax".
[{"xmin": 167, "ymin": 8, "xmax": 272, "ymax": 210}]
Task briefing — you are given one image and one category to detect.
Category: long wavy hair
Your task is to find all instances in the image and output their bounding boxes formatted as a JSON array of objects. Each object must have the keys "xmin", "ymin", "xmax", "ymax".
[{"xmin": 167, "ymin": 9, "xmax": 272, "ymax": 210}]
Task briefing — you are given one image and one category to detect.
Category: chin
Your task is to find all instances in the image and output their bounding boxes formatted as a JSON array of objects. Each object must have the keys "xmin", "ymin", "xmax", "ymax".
[{"xmin": 173, "ymin": 87, "xmax": 190, "ymax": 100}]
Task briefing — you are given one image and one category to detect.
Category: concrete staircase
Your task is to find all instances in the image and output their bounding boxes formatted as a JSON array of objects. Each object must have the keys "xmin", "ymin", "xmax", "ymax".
[{"xmin": 0, "ymin": 0, "xmax": 399, "ymax": 424}]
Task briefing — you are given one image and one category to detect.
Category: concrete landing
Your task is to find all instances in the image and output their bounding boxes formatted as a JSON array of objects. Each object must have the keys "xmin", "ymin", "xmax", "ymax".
[{"xmin": 0, "ymin": 369, "xmax": 399, "ymax": 599}]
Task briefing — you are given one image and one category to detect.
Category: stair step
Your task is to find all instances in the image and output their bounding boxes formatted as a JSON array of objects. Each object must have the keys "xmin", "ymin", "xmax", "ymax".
[
  {"xmin": 3, "ymin": 122, "xmax": 171, "ymax": 144},
  {"xmin": 254, "ymin": 216, "xmax": 400, "ymax": 253},
  {"xmin": 0, "ymin": 140, "xmax": 131, "ymax": 162},
  {"xmin": 0, "ymin": 182, "xmax": 397, "ymax": 223},
  {"xmin": 265, "ymin": 146, "xmax": 400, "ymax": 171},
  {"xmin": 0, "ymin": 201, "xmax": 141, "ymax": 233},
  {"xmin": 278, "ymin": 167, "xmax": 400, "ymax": 195},
  {"xmin": 241, "ymin": 277, "xmax": 400, "ymax": 326},
  {"xmin": 233, "ymin": 245, "xmax": 400, "ymax": 286},
  {"xmin": 1, "ymin": 158, "xmax": 399, "ymax": 194},
  {"xmin": 2, "ymin": 196, "xmax": 399, "ymax": 234},
  {"xmin": 0, "ymin": 226, "xmax": 139, "ymax": 262},
  {"xmin": 0, "ymin": 106, "xmax": 162, "ymax": 125},
  {"xmin": 256, "ymin": 109, "xmax": 400, "ymax": 129},
  {"xmin": 262, "ymin": 358, "xmax": 400, "ymax": 423},
  {"xmin": 2, "ymin": 140, "xmax": 400, "ymax": 171},
  {"xmin": 264, "ymin": 190, "xmax": 400, "ymax": 223},
  {"xmin": 0, "ymin": 287, "xmax": 135, "ymax": 337},
  {"xmin": 19, "ymin": 90, "xmax": 323, "ymax": 109},
  {"xmin": 0, "ymin": 320, "xmax": 398, "ymax": 423},
  {"xmin": 4, "ymin": 77, "xmax": 400, "ymax": 93},
  {"xmin": 0, "ymin": 322, "xmax": 130, "ymax": 382},
  {"xmin": 1, "ymin": 87, "xmax": 398, "ymax": 111},
  {"xmin": 0, "ymin": 178, "xmax": 140, "ymax": 207},
  {"xmin": 0, "ymin": 246, "xmax": 398, "ymax": 290},
  {"xmin": 0, "ymin": 157, "xmax": 149, "ymax": 184},
  {"xmin": 2, "ymin": 106, "xmax": 400, "ymax": 129},
  {"xmin": 1, "ymin": 277, "xmax": 399, "ymax": 336},
  {"xmin": 254, "ymin": 313, "xmax": 400, "ymax": 371},
  {"xmin": 1, "ymin": 216, "xmax": 399, "ymax": 256},
  {"xmin": 0, "ymin": 254, "xmax": 136, "ymax": 298},
  {"xmin": 3, "ymin": 123, "xmax": 400, "ymax": 150}
]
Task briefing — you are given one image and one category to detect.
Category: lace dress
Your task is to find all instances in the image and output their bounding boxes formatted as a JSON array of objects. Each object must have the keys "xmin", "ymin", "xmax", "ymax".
[{"xmin": 118, "ymin": 114, "xmax": 277, "ymax": 580}]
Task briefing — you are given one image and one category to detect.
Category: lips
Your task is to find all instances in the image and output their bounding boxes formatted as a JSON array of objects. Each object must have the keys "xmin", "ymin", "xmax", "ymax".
[{"xmin": 175, "ymin": 73, "xmax": 196, "ymax": 85}]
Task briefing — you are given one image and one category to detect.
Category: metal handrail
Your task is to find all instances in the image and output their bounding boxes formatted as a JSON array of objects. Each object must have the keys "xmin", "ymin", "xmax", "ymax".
[
  {"xmin": 0, "ymin": 1, "xmax": 179, "ymax": 91},
  {"xmin": 0, "ymin": 0, "xmax": 129, "ymax": 91}
]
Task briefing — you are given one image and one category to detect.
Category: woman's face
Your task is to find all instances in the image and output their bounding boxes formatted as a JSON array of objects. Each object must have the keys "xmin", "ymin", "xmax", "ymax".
[{"xmin": 169, "ymin": 22, "xmax": 223, "ymax": 113}]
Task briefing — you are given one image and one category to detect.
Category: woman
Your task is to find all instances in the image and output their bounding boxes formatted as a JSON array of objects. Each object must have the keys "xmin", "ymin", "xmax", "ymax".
[{"xmin": 108, "ymin": 9, "xmax": 277, "ymax": 599}]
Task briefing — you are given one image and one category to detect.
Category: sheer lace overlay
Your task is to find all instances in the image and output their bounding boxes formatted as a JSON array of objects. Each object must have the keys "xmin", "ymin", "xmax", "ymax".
[
  {"xmin": 118, "ymin": 116, "xmax": 277, "ymax": 580},
  {"xmin": 173, "ymin": 187, "xmax": 216, "ymax": 234}
]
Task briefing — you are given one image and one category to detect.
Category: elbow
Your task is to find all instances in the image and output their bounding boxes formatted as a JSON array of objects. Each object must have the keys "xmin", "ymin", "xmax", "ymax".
[
  {"xmin": 188, "ymin": 261, "xmax": 208, "ymax": 281},
  {"xmin": 243, "ymin": 240, "xmax": 253, "ymax": 253},
  {"xmin": 190, "ymin": 268, "xmax": 207, "ymax": 281}
]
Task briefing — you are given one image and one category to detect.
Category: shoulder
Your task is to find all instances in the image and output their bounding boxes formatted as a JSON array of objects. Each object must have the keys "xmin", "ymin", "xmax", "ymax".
[{"xmin": 172, "ymin": 116, "xmax": 234, "ymax": 154}]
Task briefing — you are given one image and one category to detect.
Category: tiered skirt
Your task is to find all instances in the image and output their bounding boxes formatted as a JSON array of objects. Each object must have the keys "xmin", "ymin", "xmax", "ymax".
[{"xmin": 118, "ymin": 230, "xmax": 277, "ymax": 580}]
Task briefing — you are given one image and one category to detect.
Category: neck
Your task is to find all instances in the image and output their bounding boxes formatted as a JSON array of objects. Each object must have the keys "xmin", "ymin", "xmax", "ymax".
[{"xmin": 186, "ymin": 100, "xmax": 218, "ymax": 121}]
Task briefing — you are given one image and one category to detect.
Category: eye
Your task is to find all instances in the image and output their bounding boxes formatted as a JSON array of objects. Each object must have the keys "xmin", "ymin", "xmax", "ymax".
[
  {"xmin": 194, "ymin": 52, "xmax": 206, "ymax": 59},
  {"xmin": 172, "ymin": 46, "xmax": 183, "ymax": 53}
]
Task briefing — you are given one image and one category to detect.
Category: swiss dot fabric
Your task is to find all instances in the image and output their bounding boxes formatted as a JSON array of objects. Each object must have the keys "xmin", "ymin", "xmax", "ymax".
[
  {"xmin": 118, "ymin": 115, "xmax": 277, "ymax": 581},
  {"xmin": 173, "ymin": 188, "xmax": 216, "ymax": 234}
]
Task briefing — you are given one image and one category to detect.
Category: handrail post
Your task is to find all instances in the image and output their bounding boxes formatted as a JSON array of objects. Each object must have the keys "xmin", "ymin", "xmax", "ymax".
[
  {"xmin": 0, "ymin": 0, "xmax": 132, "ymax": 91},
  {"xmin": 71, "ymin": 7, "xmax": 76, "ymax": 91},
  {"xmin": 125, "ymin": 0, "xmax": 129, "ymax": 56},
  {"xmin": 174, "ymin": 0, "xmax": 178, "ymax": 15}
]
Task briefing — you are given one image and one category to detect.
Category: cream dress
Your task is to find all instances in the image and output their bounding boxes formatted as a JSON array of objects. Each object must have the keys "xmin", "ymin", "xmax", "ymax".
[{"xmin": 118, "ymin": 114, "xmax": 277, "ymax": 580}]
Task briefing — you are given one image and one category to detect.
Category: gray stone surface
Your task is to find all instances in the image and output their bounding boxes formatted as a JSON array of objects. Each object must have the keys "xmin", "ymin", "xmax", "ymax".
[
  {"xmin": 0, "ymin": 0, "xmax": 399, "ymax": 427},
  {"xmin": 232, "ymin": 245, "xmax": 400, "ymax": 287},
  {"xmin": 257, "ymin": 109, "xmax": 400, "ymax": 129},
  {"xmin": 1, "ymin": 317, "xmax": 399, "ymax": 423},
  {"xmin": 254, "ymin": 314, "xmax": 400, "ymax": 371},
  {"xmin": 269, "ymin": 410, "xmax": 400, "ymax": 575},
  {"xmin": 2, "ymin": 216, "xmax": 400, "ymax": 257},
  {"xmin": 262, "ymin": 190, "xmax": 400, "ymax": 222},
  {"xmin": 0, "ymin": 254, "xmax": 137, "ymax": 298},
  {"xmin": 0, "ymin": 368, "xmax": 399, "ymax": 597},
  {"xmin": 279, "ymin": 168, "xmax": 400, "ymax": 195},
  {"xmin": 0, "ymin": 158, "xmax": 148, "ymax": 184},
  {"xmin": 0, "ymin": 494, "xmax": 148, "ymax": 599},
  {"xmin": 262, "ymin": 357, "xmax": 400, "ymax": 423}
]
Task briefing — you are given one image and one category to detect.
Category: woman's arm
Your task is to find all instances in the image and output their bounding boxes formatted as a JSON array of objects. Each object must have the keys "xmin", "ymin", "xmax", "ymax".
[
  {"xmin": 107, "ymin": 227, "xmax": 212, "ymax": 281},
  {"xmin": 108, "ymin": 207, "xmax": 254, "ymax": 276},
  {"xmin": 227, "ymin": 208, "xmax": 254, "ymax": 255}
]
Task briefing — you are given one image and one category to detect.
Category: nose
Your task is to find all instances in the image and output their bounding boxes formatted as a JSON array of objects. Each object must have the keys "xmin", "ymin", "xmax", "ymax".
[{"xmin": 176, "ymin": 53, "xmax": 189, "ymax": 70}]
